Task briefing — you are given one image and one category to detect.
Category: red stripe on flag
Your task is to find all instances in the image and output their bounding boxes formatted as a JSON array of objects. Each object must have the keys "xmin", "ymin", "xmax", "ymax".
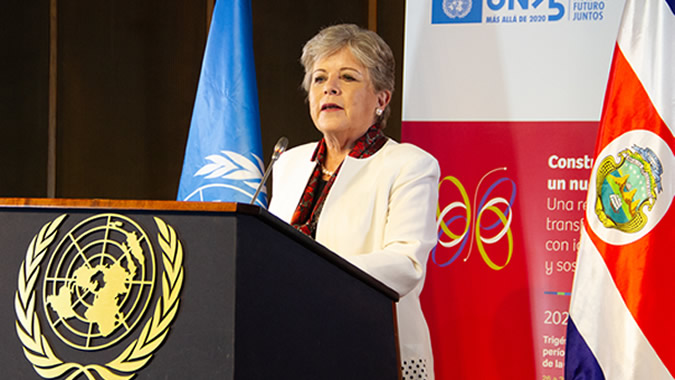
[
  {"xmin": 585, "ymin": 43, "xmax": 675, "ymax": 375},
  {"xmin": 596, "ymin": 45, "xmax": 675, "ymax": 152},
  {"xmin": 585, "ymin": 208, "xmax": 675, "ymax": 374}
]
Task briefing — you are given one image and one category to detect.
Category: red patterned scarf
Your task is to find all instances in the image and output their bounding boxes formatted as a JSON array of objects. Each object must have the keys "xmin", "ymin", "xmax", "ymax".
[{"xmin": 290, "ymin": 125, "xmax": 387, "ymax": 237}]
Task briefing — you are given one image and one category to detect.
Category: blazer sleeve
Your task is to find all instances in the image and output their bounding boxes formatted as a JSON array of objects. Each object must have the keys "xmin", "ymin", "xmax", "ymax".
[{"xmin": 346, "ymin": 146, "xmax": 440, "ymax": 297}]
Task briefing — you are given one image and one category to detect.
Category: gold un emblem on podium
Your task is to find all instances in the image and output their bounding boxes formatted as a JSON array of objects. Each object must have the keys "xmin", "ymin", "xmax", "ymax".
[{"xmin": 15, "ymin": 213, "xmax": 184, "ymax": 379}]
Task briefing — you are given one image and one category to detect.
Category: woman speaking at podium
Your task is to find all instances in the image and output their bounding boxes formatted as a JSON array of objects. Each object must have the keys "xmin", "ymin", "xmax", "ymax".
[{"xmin": 269, "ymin": 24, "xmax": 439, "ymax": 380}]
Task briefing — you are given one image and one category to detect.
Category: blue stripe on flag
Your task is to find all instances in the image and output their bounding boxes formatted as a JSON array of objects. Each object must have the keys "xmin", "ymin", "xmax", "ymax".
[
  {"xmin": 565, "ymin": 318, "xmax": 606, "ymax": 380},
  {"xmin": 666, "ymin": 0, "xmax": 674, "ymax": 14},
  {"xmin": 177, "ymin": 0, "xmax": 266, "ymax": 206}
]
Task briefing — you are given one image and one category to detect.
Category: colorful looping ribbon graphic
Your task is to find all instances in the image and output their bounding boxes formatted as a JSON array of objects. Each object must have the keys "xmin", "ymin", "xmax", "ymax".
[{"xmin": 433, "ymin": 167, "xmax": 516, "ymax": 270}]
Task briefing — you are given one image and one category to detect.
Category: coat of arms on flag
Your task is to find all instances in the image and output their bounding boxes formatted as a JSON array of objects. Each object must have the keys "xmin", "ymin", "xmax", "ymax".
[{"xmin": 594, "ymin": 141, "xmax": 665, "ymax": 233}]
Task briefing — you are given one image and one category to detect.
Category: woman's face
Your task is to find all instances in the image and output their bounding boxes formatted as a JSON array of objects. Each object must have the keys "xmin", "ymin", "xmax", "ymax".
[{"xmin": 308, "ymin": 47, "xmax": 390, "ymax": 144}]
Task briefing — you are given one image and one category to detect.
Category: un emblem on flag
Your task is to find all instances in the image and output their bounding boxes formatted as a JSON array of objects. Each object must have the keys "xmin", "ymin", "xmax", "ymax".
[
  {"xmin": 15, "ymin": 214, "xmax": 184, "ymax": 379},
  {"xmin": 182, "ymin": 150, "xmax": 266, "ymax": 205}
]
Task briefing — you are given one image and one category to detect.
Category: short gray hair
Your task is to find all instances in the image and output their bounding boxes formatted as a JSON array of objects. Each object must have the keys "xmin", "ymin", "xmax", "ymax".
[{"xmin": 301, "ymin": 24, "xmax": 395, "ymax": 127}]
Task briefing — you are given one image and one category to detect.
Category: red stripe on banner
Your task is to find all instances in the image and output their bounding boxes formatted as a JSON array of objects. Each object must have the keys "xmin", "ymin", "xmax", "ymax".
[
  {"xmin": 597, "ymin": 45, "xmax": 675, "ymax": 152},
  {"xmin": 585, "ymin": 43, "xmax": 675, "ymax": 374}
]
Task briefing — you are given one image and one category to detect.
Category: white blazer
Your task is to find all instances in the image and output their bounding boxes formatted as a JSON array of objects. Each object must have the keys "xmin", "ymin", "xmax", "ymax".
[{"xmin": 269, "ymin": 139, "xmax": 439, "ymax": 378}]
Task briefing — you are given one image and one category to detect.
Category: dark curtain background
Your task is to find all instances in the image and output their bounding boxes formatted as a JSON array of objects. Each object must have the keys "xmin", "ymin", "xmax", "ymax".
[{"xmin": 0, "ymin": 0, "xmax": 404, "ymax": 200}]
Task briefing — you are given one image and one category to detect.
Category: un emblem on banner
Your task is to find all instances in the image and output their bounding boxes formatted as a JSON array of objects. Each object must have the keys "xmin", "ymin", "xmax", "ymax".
[
  {"xmin": 15, "ymin": 214, "xmax": 184, "ymax": 379},
  {"xmin": 594, "ymin": 144, "xmax": 664, "ymax": 233},
  {"xmin": 432, "ymin": 0, "xmax": 482, "ymax": 23},
  {"xmin": 442, "ymin": 0, "xmax": 473, "ymax": 18}
]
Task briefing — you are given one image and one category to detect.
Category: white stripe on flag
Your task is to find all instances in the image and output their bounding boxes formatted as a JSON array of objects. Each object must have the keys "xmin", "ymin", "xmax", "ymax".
[{"xmin": 617, "ymin": 0, "xmax": 675, "ymax": 129}]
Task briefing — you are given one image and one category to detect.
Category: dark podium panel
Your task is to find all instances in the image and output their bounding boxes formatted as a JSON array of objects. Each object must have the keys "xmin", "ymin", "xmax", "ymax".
[{"xmin": 0, "ymin": 199, "xmax": 399, "ymax": 379}]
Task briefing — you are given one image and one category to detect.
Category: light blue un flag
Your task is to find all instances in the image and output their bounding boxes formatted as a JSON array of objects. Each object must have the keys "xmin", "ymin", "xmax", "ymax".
[{"xmin": 177, "ymin": 0, "xmax": 266, "ymax": 206}]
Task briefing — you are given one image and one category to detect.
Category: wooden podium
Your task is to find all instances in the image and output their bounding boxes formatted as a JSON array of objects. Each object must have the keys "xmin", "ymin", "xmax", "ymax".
[{"xmin": 0, "ymin": 199, "xmax": 399, "ymax": 379}]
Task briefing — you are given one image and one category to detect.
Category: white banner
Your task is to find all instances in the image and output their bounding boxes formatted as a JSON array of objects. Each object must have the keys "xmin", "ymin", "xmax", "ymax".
[{"xmin": 403, "ymin": 0, "xmax": 624, "ymax": 121}]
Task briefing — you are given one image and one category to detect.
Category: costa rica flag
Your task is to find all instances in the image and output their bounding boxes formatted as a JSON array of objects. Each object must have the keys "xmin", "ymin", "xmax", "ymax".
[{"xmin": 565, "ymin": 0, "xmax": 675, "ymax": 379}]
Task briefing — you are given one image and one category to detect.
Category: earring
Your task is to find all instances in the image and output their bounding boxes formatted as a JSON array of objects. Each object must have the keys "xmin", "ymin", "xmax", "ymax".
[{"xmin": 375, "ymin": 108, "xmax": 383, "ymax": 116}]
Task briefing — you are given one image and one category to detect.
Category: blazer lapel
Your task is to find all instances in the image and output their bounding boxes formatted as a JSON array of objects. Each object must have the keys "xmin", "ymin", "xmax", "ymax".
[{"xmin": 271, "ymin": 147, "xmax": 317, "ymax": 223}]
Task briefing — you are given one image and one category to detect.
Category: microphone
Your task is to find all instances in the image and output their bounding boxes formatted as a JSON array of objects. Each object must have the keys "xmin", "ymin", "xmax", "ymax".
[{"xmin": 250, "ymin": 136, "xmax": 288, "ymax": 206}]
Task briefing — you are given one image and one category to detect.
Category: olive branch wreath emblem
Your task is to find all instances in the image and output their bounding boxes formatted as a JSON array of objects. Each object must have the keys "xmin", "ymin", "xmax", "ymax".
[{"xmin": 14, "ymin": 215, "xmax": 184, "ymax": 380}]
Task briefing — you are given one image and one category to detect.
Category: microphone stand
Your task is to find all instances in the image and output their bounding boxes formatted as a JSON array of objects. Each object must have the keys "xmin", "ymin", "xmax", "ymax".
[{"xmin": 250, "ymin": 136, "xmax": 288, "ymax": 206}]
